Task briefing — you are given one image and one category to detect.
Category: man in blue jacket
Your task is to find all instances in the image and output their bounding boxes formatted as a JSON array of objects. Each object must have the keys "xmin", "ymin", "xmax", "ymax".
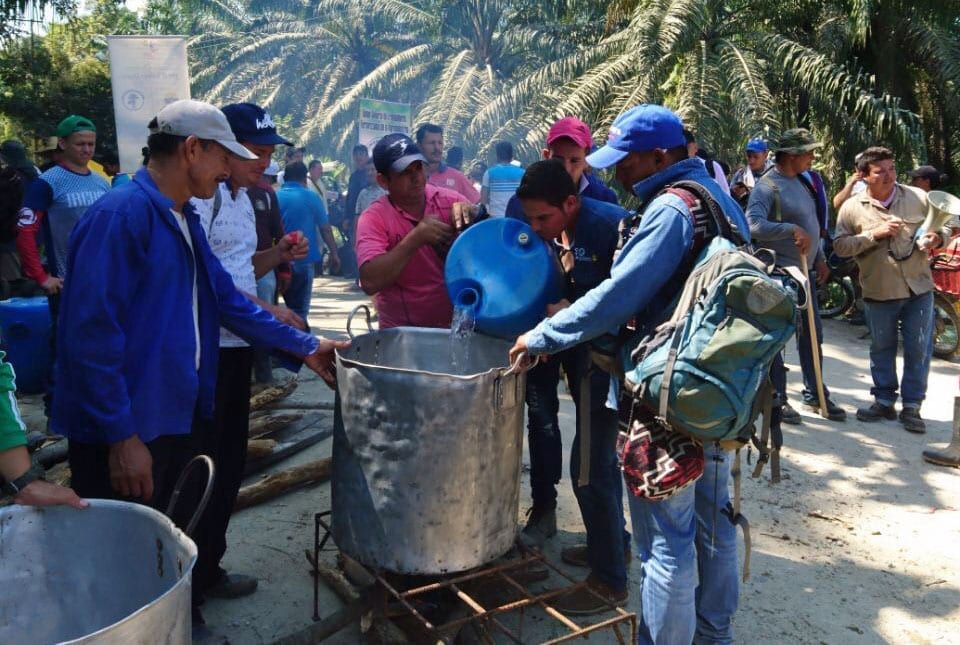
[
  {"xmin": 510, "ymin": 104, "xmax": 748, "ymax": 644},
  {"xmin": 55, "ymin": 99, "xmax": 345, "ymax": 517}
]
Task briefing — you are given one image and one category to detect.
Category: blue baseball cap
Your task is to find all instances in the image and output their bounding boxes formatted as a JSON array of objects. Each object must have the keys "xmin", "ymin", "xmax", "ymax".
[
  {"xmin": 220, "ymin": 103, "xmax": 293, "ymax": 146},
  {"xmin": 745, "ymin": 138, "xmax": 768, "ymax": 153},
  {"xmin": 586, "ymin": 104, "xmax": 686, "ymax": 169}
]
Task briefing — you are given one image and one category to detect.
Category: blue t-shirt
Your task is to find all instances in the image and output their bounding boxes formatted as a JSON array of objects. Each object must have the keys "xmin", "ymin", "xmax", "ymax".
[
  {"xmin": 276, "ymin": 182, "xmax": 329, "ymax": 265},
  {"xmin": 482, "ymin": 163, "xmax": 525, "ymax": 217},
  {"xmin": 22, "ymin": 165, "xmax": 110, "ymax": 278},
  {"xmin": 560, "ymin": 197, "xmax": 627, "ymax": 303}
]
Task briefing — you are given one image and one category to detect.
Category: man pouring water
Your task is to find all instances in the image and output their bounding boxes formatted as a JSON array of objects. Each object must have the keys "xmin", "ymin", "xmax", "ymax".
[{"xmin": 356, "ymin": 133, "xmax": 478, "ymax": 328}]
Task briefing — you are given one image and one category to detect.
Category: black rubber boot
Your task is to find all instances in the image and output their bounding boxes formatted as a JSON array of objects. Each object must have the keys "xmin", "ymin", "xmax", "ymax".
[{"xmin": 923, "ymin": 397, "xmax": 960, "ymax": 468}]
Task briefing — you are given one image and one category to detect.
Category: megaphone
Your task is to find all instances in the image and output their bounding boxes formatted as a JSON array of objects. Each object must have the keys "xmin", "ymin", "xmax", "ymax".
[{"xmin": 916, "ymin": 190, "xmax": 960, "ymax": 243}]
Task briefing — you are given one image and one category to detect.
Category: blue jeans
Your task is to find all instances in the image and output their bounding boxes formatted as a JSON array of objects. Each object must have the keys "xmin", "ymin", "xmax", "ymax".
[
  {"xmin": 253, "ymin": 272, "xmax": 277, "ymax": 383},
  {"xmin": 863, "ymin": 291, "xmax": 934, "ymax": 407},
  {"xmin": 282, "ymin": 263, "xmax": 315, "ymax": 329},
  {"xmin": 628, "ymin": 444, "xmax": 739, "ymax": 645},
  {"xmin": 526, "ymin": 346, "xmax": 629, "ymax": 592}
]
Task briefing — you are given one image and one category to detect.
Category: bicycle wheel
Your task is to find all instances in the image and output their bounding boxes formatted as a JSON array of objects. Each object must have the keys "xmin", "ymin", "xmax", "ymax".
[
  {"xmin": 817, "ymin": 277, "xmax": 854, "ymax": 318},
  {"xmin": 933, "ymin": 294, "xmax": 960, "ymax": 360}
]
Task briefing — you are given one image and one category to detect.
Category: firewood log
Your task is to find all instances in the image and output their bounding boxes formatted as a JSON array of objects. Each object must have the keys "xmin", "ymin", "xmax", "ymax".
[
  {"xmin": 249, "ymin": 378, "xmax": 298, "ymax": 412},
  {"xmin": 246, "ymin": 439, "xmax": 277, "ymax": 459},
  {"xmin": 247, "ymin": 413, "xmax": 303, "ymax": 438},
  {"xmin": 234, "ymin": 457, "xmax": 331, "ymax": 511}
]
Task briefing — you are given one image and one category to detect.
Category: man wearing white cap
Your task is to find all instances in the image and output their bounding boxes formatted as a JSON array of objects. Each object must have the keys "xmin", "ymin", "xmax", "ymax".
[{"xmin": 54, "ymin": 99, "xmax": 347, "ymax": 564}]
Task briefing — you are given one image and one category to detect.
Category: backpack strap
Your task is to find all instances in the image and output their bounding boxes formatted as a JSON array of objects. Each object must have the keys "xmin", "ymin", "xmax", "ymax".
[
  {"xmin": 724, "ymin": 449, "xmax": 753, "ymax": 581},
  {"xmin": 750, "ymin": 379, "xmax": 777, "ymax": 480},
  {"xmin": 206, "ymin": 186, "xmax": 224, "ymax": 236},
  {"xmin": 763, "ymin": 172, "xmax": 826, "ymax": 237},
  {"xmin": 760, "ymin": 175, "xmax": 782, "ymax": 223},
  {"xmin": 657, "ymin": 324, "xmax": 685, "ymax": 423},
  {"xmin": 576, "ymin": 350, "xmax": 593, "ymax": 488},
  {"xmin": 798, "ymin": 170, "xmax": 829, "ymax": 236}
]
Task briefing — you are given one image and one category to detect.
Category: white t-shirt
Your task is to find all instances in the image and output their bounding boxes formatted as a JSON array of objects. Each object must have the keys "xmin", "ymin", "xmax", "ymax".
[
  {"xmin": 699, "ymin": 157, "xmax": 731, "ymax": 195},
  {"xmin": 172, "ymin": 209, "xmax": 201, "ymax": 370},
  {"xmin": 192, "ymin": 183, "xmax": 259, "ymax": 348}
]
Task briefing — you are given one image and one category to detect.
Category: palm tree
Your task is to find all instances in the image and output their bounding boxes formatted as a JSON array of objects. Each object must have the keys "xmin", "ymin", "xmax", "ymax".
[
  {"xmin": 306, "ymin": 0, "xmax": 594, "ymax": 160},
  {"xmin": 498, "ymin": 0, "xmax": 924, "ymax": 183},
  {"xmin": 825, "ymin": 1, "xmax": 960, "ymax": 179},
  {"xmin": 162, "ymin": 0, "xmax": 958, "ymax": 184}
]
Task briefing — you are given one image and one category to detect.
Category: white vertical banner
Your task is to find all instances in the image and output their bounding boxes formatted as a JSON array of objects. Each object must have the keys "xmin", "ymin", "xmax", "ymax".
[{"xmin": 107, "ymin": 36, "xmax": 191, "ymax": 173}]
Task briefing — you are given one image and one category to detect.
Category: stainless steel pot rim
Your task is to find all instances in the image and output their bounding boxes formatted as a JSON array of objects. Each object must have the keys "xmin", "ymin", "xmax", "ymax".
[
  {"xmin": 336, "ymin": 351, "xmax": 508, "ymax": 380},
  {"xmin": 1, "ymin": 499, "xmax": 197, "ymax": 645}
]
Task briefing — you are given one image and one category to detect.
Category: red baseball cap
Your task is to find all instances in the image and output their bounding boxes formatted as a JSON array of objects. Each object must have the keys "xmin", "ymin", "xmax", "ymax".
[{"xmin": 546, "ymin": 117, "xmax": 593, "ymax": 149}]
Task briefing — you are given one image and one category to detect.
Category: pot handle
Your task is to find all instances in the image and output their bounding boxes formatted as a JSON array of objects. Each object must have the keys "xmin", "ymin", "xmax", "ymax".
[
  {"xmin": 346, "ymin": 305, "xmax": 374, "ymax": 339},
  {"xmin": 165, "ymin": 454, "xmax": 215, "ymax": 537},
  {"xmin": 503, "ymin": 351, "xmax": 539, "ymax": 377}
]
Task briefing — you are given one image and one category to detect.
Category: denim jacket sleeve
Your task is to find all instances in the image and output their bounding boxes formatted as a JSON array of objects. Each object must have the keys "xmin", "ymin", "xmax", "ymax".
[{"xmin": 525, "ymin": 194, "xmax": 694, "ymax": 355}]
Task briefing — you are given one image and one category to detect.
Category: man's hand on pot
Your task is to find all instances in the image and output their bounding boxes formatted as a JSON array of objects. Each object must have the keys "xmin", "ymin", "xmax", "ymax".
[
  {"xmin": 304, "ymin": 337, "xmax": 351, "ymax": 387},
  {"xmin": 15, "ymin": 480, "xmax": 88, "ymax": 510}
]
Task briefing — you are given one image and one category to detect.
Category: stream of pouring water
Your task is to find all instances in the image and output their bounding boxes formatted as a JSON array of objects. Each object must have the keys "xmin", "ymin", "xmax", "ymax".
[{"xmin": 450, "ymin": 304, "xmax": 476, "ymax": 373}]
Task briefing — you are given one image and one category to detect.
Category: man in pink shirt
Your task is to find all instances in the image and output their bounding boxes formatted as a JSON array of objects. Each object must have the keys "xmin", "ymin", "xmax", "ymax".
[
  {"xmin": 417, "ymin": 123, "xmax": 481, "ymax": 202},
  {"xmin": 357, "ymin": 133, "xmax": 475, "ymax": 329}
]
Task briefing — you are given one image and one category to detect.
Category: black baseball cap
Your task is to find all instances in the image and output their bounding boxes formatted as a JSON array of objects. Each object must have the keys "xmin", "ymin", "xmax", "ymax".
[
  {"xmin": 907, "ymin": 165, "xmax": 941, "ymax": 181},
  {"xmin": 372, "ymin": 133, "xmax": 427, "ymax": 174},
  {"xmin": 220, "ymin": 103, "xmax": 293, "ymax": 146}
]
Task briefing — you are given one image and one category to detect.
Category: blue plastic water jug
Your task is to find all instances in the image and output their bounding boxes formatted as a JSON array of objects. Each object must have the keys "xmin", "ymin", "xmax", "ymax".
[
  {"xmin": 445, "ymin": 218, "xmax": 564, "ymax": 338},
  {"xmin": 0, "ymin": 297, "xmax": 51, "ymax": 394}
]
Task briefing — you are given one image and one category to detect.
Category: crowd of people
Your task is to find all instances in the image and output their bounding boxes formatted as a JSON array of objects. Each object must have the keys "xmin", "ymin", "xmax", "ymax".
[{"xmin": 0, "ymin": 97, "xmax": 957, "ymax": 644}]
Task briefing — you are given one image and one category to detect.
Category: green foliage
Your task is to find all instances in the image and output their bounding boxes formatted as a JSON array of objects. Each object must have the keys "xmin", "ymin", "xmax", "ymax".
[
  {"xmin": 0, "ymin": 0, "xmax": 150, "ymax": 151},
  {"xmin": 7, "ymin": 0, "xmax": 949, "ymax": 186},
  {"xmin": 0, "ymin": 0, "xmax": 76, "ymax": 40}
]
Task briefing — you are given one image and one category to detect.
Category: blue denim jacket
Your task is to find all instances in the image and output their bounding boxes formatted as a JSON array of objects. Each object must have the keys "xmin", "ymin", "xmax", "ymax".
[
  {"xmin": 53, "ymin": 168, "xmax": 319, "ymax": 445},
  {"xmin": 525, "ymin": 158, "xmax": 749, "ymax": 355}
]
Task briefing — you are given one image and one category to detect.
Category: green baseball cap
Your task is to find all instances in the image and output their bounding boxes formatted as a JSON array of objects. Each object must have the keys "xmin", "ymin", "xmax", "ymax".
[
  {"xmin": 772, "ymin": 128, "xmax": 821, "ymax": 154},
  {"xmin": 56, "ymin": 115, "xmax": 96, "ymax": 138}
]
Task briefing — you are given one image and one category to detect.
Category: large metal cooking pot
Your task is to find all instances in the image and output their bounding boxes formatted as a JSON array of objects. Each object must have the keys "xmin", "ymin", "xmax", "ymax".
[
  {"xmin": 332, "ymin": 307, "xmax": 527, "ymax": 574},
  {"xmin": 0, "ymin": 457, "xmax": 213, "ymax": 644}
]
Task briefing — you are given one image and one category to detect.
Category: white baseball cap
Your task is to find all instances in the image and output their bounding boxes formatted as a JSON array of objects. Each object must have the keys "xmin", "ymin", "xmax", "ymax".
[{"xmin": 151, "ymin": 99, "xmax": 258, "ymax": 160}]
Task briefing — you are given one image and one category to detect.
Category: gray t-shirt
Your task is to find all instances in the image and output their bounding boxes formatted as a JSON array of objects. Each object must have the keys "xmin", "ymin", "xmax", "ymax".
[{"xmin": 745, "ymin": 168, "xmax": 823, "ymax": 269}]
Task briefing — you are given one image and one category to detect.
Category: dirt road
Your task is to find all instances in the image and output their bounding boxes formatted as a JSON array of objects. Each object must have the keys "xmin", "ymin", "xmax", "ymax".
[{"xmin": 16, "ymin": 276, "xmax": 958, "ymax": 642}]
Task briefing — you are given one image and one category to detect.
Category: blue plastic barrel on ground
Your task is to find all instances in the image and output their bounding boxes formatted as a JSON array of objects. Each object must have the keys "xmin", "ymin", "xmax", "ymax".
[
  {"xmin": 445, "ymin": 218, "xmax": 564, "ymax": 338},
  {"xmin": 0, "ymin": 296, "xmax": 51, "ymax": 394}
]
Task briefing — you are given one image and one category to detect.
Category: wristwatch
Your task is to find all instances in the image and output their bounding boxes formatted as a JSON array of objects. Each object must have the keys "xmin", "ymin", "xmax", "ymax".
[{"xmin": 1, "ymin": 463, "xmax": 46, "ymax": 496}]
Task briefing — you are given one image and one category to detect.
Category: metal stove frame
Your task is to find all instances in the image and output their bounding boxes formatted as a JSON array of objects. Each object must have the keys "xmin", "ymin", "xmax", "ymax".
[{"xmin": 313, "ymin": 511, "xmax": 636, "ymax": 644}]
